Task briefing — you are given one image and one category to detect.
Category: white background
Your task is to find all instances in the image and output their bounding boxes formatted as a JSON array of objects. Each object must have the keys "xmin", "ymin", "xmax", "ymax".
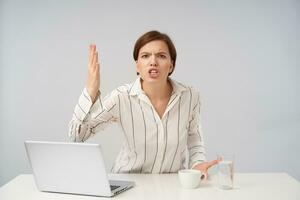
[{"xmin": 0, "ymin": 0, "xmax": 299, "ymax": 186}]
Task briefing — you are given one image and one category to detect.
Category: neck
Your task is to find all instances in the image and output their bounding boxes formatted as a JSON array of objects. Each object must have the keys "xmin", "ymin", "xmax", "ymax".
[{"xmin": 141, "ymin": 78, "xmax": 172, "ymax": 100}]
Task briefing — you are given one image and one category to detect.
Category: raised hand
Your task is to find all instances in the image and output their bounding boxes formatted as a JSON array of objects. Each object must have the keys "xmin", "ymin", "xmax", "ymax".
[{"xmin": 86, "ymin": 44, "xmax": 100, "ymax": 103}]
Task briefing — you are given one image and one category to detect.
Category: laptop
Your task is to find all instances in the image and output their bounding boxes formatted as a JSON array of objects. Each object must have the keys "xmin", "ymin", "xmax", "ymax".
[{"xmin": 24, "ymin": 141, "xmax": 135, "ymax": 197}]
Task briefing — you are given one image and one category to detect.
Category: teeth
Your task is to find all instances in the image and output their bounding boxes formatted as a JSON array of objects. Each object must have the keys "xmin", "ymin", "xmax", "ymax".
[{"xmin": 149, "ymin": 69, "xmax": 158, "ymax": 73}]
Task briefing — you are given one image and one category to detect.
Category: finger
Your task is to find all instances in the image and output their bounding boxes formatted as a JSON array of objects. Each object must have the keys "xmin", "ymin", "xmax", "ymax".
[
  {"xmin": 201, "ymin": 174, "xmax": 205, "ymax": 180},
  {"xmin": 95, "ymin": 51, "xmax": 99, "ymax": 64},
  {"xmin": 95, "ymin": 62, "xmax": 100, "ymax": 74},
  {"xmin": 92, "ymin": 52, "xmax": 98, "ymax": 69},
  {"xmin": 217, "ymin": 155, "xmax": 224, "ymax": 161},
  {"xmin": 208, "ymin": 159, "xmax": 219, "ymax": 168},
  {"xmin": 89, "ymin": 45, "xmax": 93, "ymax": 62},
  {"xmin": 89, "ymin": 44, "xmax": 95, "ymax": 66},
  {"xmin": 93, "ymin": 57, "xmax": 100, "ymax": 75},
  {"xmin": 202, "ymin": 172, "xmax": 208, "ymax": 180}
]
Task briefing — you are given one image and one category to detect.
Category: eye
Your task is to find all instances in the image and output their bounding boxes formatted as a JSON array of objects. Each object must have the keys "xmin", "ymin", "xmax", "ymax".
[
  {"xmin": 141, "ymin": 54, "xmax": 149, "ymax": 58},
  {"xmin": 158, "ymin": 54, "xmax": 167, "ymax": 59}
]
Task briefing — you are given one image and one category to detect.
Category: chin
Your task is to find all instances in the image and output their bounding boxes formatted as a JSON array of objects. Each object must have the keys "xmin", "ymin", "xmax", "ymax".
[{"xmin": 141, "ymin": 76, "xmax": 166, "ymax": 84}]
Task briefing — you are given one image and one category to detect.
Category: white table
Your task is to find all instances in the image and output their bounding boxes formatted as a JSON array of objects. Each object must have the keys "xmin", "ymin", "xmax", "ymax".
[{"xmin": 0, "ymin": 173, "xmax": 299, "ymax": 200}]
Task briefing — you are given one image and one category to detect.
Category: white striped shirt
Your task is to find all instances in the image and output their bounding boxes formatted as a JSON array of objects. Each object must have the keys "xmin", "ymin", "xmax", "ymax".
[{"xmin": 69, "ymin": 77, "xmax": 206, "ymax": 173}]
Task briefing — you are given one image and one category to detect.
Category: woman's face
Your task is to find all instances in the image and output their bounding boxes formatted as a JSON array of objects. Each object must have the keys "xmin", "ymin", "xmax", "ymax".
[{"xmin": 136, "ymin": 40, "xmax": 173, "ymax": 84}]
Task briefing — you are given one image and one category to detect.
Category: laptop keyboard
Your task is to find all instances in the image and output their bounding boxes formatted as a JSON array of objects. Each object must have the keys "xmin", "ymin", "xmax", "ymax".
[{"xmin": 110, "ymin": 185, "xmax": 120, "ymax": 191}]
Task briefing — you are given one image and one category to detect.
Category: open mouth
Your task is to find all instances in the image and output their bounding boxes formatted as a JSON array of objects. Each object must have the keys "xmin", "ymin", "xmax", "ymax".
[
  {"xmin": 149, "ymin": 69, "xmax": 159, "ymax": 74},
  {"xmin": 148, "ymin": 69, "xmax": 159, "ymax": 78}
]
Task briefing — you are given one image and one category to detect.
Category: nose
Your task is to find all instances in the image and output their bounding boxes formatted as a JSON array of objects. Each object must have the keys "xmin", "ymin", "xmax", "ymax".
[{"xmin": 149, "ymin": 54, "xmax": 157, "ymax": 66}]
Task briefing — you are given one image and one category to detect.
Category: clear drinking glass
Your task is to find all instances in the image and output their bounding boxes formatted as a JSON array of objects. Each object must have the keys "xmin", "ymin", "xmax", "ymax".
[{"xmin": 217, "ymin": 154, "xmax": 234, "ymax": 189}]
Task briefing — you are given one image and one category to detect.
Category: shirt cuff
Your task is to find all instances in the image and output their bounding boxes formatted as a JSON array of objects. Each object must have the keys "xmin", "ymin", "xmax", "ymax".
[
  {"xmin": 74, "ymin": 88, "xmax": 93, "ymax": 121},
  {"xmin": 90, "ymin": 91, "xmax": 104, "ymax": 118}
]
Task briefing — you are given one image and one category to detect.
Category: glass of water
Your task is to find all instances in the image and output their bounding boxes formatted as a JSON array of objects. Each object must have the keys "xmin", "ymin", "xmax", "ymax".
[{"xmin": 217, "ymin": 154, "xmax": 234, "ymax": 189}]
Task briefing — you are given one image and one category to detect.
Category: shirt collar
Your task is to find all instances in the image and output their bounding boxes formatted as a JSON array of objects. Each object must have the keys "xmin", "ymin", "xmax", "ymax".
[{"xmin": 128, "ymin": 76, "xmax": 187, "ymax": 96}]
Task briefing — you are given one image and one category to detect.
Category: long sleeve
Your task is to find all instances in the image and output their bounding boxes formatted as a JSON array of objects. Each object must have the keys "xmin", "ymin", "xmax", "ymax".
[
  {"xmin": 68, "ymin": 88, "xmax": 119, "ymax": 142},
  {"xmin": 187, "ymin": 91, "xmax": 206, "ymax": 169}
]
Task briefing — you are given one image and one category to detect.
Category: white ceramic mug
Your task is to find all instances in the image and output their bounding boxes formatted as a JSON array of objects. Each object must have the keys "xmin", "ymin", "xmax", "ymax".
[{"xmin": 178, "ymin": 169, "xmax": 202, "ymax": 189}]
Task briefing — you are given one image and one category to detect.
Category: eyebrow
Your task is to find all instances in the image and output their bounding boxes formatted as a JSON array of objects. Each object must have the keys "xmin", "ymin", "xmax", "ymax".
[{"xmin": 140, "ymin": 51, "xmax": 168, "ymax": 55}]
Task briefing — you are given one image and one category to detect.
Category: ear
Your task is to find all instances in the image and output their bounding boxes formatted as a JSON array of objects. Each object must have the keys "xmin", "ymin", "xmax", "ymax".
[
  {"xmin": 135, "ymin": 60, "xmax": 140, "ymax": 74},
  {"xmin": 169, "ymin": 63, "xmax": 174, "ymax": 73}
]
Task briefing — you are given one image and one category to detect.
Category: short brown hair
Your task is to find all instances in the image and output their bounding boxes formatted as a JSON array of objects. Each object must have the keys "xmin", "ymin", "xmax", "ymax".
[{"xmin": 133, "ymin": 30, "xmax": 177, "ymax": 76}]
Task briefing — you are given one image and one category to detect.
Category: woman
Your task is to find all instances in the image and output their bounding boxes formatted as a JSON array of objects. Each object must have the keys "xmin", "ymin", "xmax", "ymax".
[{"xmin": 69, "ymin": 30, "xmax": 218, "ymax": 178}]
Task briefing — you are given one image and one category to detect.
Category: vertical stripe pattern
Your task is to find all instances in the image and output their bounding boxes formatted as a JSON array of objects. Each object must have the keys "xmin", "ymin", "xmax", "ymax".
[{"xmin": 69, "ymin": 77, "xmax": 206, "ymax": 173}]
